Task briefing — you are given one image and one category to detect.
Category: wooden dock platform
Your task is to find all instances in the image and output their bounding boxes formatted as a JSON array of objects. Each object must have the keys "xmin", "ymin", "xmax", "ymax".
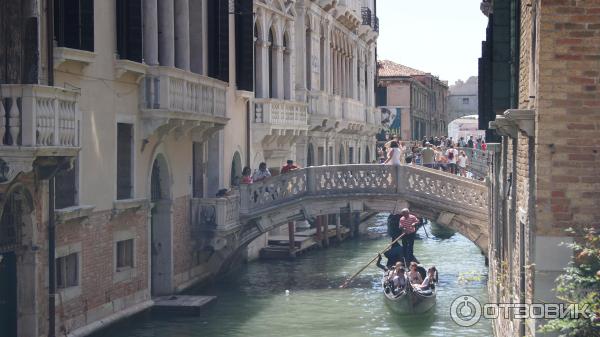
[
  {"xmin": 153, "ymin": 295, "xmax": 216, "ymax": 313},
  {"xmin": 260, "ymin": 225, "xmax": 351, "ymax": 259}
]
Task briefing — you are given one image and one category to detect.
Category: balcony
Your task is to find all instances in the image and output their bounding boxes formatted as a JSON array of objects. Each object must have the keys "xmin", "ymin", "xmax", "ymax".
[
  {"xmin": 253, "ymin": 98, "xmax": 309, "ymax": 163},
  {"xmin": 0, "ymin": 84, "xmax": 80, "ymax": 183},
  {"xmin": 359, "ymin": 7, "xmax": 379, "ymax": 37},
  {"xmin": 190, "ymin": 195, "xmax": 240, "ymax": 251},
  {"xmin": 140, "ymin": 66, "xmax": 229, "ymax": 141}
]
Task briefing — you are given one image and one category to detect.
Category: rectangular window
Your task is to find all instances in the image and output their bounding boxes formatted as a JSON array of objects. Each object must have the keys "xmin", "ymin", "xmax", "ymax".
[
  {"xmin": 56, "ymin": 253, "xmax": 78, "ymax": 289},
  {"xmin": 116, "ymin": 0, "xmax": 142, "ymax": 62},
  {"xmin": 207, "ymin": 0, "xmax": 229, "ymax": 82},
  {"xmin": 193, "ymin": 142, "xmax": 205, "ymax": 198},
  {"xmin": 55, "ymin": 158, "xmax": 78, "ymax": 209},
  {"xmin": 54, "ymin": 0, "xmax": 95, "ymax": 52},
  {"xmin": 116, "ymin": 239, "xmax": 134, "ymax": 271},
  {"xmin": 348, "ymin": 147, "xmax": 354, "ymax": 164},
  {"xmin": 116, "ymin": 123, "xmax": 133, "ymax": 200},
  {"xmin": 463, "ymin": 97, "xmax": 470, "ymax": 104}
]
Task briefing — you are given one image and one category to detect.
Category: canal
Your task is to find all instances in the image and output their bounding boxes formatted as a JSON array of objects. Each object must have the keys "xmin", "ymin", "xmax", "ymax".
[{"xmin": 93, "ymin": 214, "xmax": 492, "ymax": 337}]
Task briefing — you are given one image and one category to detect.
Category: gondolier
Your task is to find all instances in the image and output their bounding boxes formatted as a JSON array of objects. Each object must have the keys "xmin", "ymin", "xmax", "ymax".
[{"xmin": 399, "ymin": 208, "xmax": 418, "ymax": 263}]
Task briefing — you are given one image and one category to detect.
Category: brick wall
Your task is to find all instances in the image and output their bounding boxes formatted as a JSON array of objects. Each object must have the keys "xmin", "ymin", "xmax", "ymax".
[{"xmin": 536, "ymin": 0, "xmax": 600, "ymax": 234}]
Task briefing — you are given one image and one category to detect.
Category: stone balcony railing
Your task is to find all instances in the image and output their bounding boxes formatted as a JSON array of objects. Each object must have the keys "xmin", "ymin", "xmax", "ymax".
[
  {"xmin": 140, "ymin": 66, "xmax": 228, "ymax": 140},
  {"xmin": 142, "ymin": 66, "xmax": 227, "ymax": 118},
  {"xmin": 457, "ymin": 147, "xmax": 492, "ymax": 179},
  {"xmin": 0, "ymin": 84, "xmax": 80, "ymax": 149},
  {"xmin": 342, "ymin": 98, "xmax": 366, "ymax": 122},
  {"xmin": 253, "ymin": 98, "xmax": 308, "ymax": 127}
]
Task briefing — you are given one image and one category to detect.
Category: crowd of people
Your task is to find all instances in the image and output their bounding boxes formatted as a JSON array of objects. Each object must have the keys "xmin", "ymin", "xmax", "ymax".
[
  {"xmin": 378, "ymin": 134, "xmax": 487, "ymax": 178},
  {"xmin": 239, "ymin": 160, "xmax": 299, "ymax": 185}
]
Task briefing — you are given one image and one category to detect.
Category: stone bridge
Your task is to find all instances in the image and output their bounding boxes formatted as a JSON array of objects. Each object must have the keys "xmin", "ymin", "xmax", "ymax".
[{"xmin": 240, "ymin": 164, "xmax": 489, "ymax": 253}]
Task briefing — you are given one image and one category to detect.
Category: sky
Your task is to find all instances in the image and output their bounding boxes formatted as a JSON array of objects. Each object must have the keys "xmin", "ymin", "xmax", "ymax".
[{"xmin": 377, "ymin": 0, "xmax": 488, "ymax": 85}]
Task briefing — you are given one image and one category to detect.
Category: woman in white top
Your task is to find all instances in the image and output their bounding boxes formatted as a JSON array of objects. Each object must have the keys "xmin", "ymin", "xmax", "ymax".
[
  {"xmin": 383, "ymin": 141, "xmax": 403, "ymax": 165},
  {"xmin": 457, "ymin": 150, "xmax": 468, "ymax": 177}
]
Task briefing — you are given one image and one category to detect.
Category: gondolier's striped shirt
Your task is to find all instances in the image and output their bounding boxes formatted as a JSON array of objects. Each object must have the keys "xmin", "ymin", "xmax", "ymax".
[{"xmin": 399, "ymin": 214, "xmax": 418, "ymax": 234}]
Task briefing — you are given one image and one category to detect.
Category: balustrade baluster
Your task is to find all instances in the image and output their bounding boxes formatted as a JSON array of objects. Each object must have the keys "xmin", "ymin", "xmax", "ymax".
[
  {"xmin": 8, "ymin": 95, "xmax": 21, "ymax": 146},
  {"xmin": 0, "ymin": 97, "xmax": 6, "ymax": 145}
]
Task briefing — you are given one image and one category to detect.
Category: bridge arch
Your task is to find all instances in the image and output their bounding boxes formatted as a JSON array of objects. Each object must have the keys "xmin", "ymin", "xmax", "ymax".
[{"xmin": 238, "ymin": 164, "xmax": 489, "ymax": 255}]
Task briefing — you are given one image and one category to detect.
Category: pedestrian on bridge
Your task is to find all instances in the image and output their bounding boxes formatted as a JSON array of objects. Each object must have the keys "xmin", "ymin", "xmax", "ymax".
[
  {"xmin": 383, "ymin": 141, "xmax": 403, "ymax": 166},
  {"xmin": 399, "ymin": 208, "xmax": 418, "ymax": 263},
  {"xmin": 281, "ymin": 160, "xmax": 299, "ymax": 174}
]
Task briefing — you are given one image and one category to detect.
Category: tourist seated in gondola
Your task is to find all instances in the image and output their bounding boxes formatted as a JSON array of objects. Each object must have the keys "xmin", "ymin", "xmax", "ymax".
[
  {"xmin": 412, "ymin": 266, "xmax": 438, "ymax": 293},
  {"xmin": 391, "ymin": 266, "xmax": 407, "ymax": 294},
  {"xmin": 407, "ymin": 262, "xmax": 423, "ymax": 285}
]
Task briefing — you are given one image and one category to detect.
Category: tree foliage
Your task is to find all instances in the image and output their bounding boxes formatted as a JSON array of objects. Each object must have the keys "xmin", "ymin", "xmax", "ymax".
[{"xmin": 540, "ymin": 228, "xmax": 600, "ymax": 337}]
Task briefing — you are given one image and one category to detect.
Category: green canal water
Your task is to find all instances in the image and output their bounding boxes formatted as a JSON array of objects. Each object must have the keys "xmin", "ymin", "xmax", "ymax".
[{"xmin": 94, "ymin": 214, "xmax": 492, "ymax": 337}]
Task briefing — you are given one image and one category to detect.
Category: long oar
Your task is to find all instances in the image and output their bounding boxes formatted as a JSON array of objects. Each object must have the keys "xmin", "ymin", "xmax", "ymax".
[{"xmin": 339, "ymin": 233, "xmax": 407, "ymax": 288}]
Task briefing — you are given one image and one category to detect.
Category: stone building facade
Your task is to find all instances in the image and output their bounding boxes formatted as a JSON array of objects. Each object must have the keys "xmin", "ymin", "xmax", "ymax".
[
  {"xmin": 448, "ymin": 76, "xmax": 478, "ymax": 122},
  {"xmin": 0, "ymin": 0, "xmax": 380, "ymax": 336},
  {"xmin": 376, "ymin": 60, "xmax": 449, "ymax": 141},
  {"xmin": 250, "ymin": 0, "xmax": 381, "ymax": 172},
  {"xmin": 481, "ymin": 0, "xmax": 600, "ymax": 336}
]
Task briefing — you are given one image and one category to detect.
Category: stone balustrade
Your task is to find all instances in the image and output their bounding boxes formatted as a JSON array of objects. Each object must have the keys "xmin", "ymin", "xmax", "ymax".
[
  {"xmin": 191, "ymin": 194, "xmax": 240, "ymax": 236},
  {"xmin": 254, "ymin": 99, "xmax": 308, "ymax": 126},
  {"xmin": 240, "ymin": 164, "xmax": 488, "ymax": 218},
  {"xmin": 142, "ymin": 66, "xmax": 227, "ymax": 118},
  {"xmin": 342, "ymin": 98, "xmax": 366, "ymax": 122},
  {"xmin": 0, "ymin": 84, "xmax": 80, "ymax": 148}
]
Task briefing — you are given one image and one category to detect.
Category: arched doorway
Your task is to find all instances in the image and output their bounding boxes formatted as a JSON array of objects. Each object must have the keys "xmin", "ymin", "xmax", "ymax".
[
  {"xmin": 0, "ymin": 186, "xmax": 35, "ymax": 337},
  {"xmin": 230, "ymin": 152, "xmax": 242, "ymax": 187},
  {"xmin": 150, "ymin": 155, "xmax": 173, "ymax": 296},
  {"xmin": 307, "ymin": 144, "xmax": 315, "ymax": 167}
]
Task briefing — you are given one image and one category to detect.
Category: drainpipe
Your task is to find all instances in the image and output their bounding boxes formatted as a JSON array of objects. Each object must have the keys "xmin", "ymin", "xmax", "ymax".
[{"xmin": 47, "ymin": 1, "xmax": 56, "ymax": 336}]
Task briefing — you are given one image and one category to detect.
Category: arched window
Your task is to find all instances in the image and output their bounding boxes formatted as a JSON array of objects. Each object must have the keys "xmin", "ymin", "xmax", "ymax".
[
  {"xmin": 254, "ymin": 23, "xmax": 260, "ymax": 98},
  {"xmin": 268, "ymin": 29, "xmax": 275, "ymax": 98},
  {"xmin": 320, "ymin": 34, "xmax": 325, "ymax": 91},
  {"xmin": 283, "ymin": 32, "xmax": 291, "ymax": 99},
  {"xmin": 307, "ymin": 144, "xmax": 315, "ymax": 167},
  {"xmin": 305, "ymin": 24, "xmax": 311, "ymax": 91},
  {"xmin": 230, "ymin": 152, "xmax": 242, "ymax": 186}
]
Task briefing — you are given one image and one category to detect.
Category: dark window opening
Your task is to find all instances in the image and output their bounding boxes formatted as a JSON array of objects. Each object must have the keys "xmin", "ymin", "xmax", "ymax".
[
  {"xmin": 235, "ymin": 0, "xmax": 253, "ymax": 91},
  {"xmin": 193, "ymin": 142, "xmax": 205, "ymax": 198},
  {"xmin": 268, "ymin": 29, "xmax": 274, "ymax": 98},
  {"xmin": 55, "ymin": 159, "xmax": 78, "ymax": 209},
  {"xmin": 116, "ymin": 0, "xmax": 142, "ymax": 62},
  {"xmin": 116, "ymin": 239, "xmax": 134, "ymax": 271},
  {"xmin": 207, "ymin": 0, "xmax": 229, "ymax": 82},
  {"xmin": 54, "ymin": 0, "xmax": 95, "ymax": 52},
  {"xmin": 56, "ymin": 253, "xmax": 78, "ymax": 289},
  {"xmin": 116, "ymin": 123, "xmax": 133, "ymax": 200}
]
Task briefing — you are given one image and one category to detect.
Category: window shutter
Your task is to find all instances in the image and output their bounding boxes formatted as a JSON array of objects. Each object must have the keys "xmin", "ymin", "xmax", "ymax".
[
  {"xmin": 80, "ymin": 0, "xmax": 94, "ymax": 51},
  {"xmin": 55, "ymin": 159, "xmax": 78, "ymax": 209},
  {"xmin": 235, "ymin": 0, "xmax": 253, "ymax": 91},
  {"xmin": 117, "ymin": 0, "xmax": 142, "ymax": 62},
  {"xmin": 116, "ymin": 123, "xmax": 133, "ymax": 200},
  {"xmin": 217, "ymin": 0, "xmax": 229, "ymax": 82}
]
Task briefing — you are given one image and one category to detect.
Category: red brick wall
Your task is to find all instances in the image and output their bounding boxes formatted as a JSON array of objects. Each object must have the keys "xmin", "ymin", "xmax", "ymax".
[{"xmin": 536, "ymin": 0, "xmax": 600, "ymax": 234}]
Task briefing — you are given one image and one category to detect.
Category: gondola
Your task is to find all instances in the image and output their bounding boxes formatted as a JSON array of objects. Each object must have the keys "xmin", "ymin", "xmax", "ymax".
[{"xmin": 381, "ymin": 275, "xmax": 437, "ymax": 314}]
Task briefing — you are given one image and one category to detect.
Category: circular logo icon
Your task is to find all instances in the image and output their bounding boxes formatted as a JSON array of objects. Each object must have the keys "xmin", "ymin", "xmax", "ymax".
[{"xmin": 450, "ymin": 295, "xmax": 482, "ymax": 327}]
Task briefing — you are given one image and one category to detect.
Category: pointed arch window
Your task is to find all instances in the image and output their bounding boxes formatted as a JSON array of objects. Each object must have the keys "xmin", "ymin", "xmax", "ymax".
[
  {"xmin": 268, "ymin": 29, "xmax": 275, "ymax": 98},
  {"xmin": 283, "ymin": 32, "xmax": 291, "ymax": 100}
]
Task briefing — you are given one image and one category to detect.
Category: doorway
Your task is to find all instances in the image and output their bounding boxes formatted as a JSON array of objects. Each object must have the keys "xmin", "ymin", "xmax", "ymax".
[
  {"xmin": 0, "ymin": 252, "xmax": 17, "ymax": 337},
  {"xmin": 150, "ymin": 155, "xmax": 173, "ymax": 296}
]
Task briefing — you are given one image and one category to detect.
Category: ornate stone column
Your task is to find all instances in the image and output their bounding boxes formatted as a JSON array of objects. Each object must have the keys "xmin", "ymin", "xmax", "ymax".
[
  {"xmin": 274, "ymin": 44, "xmax": 285, "ymax": 99},
  {"xmin": 295, "ymin": 3, "xmax": 307, "ymax": 100},
  {"xmin": 255, "ymin": 40, "xmax": 269, "ymax": 98},
  {"xmin": 351, "ymin": 46, "xmax": 358, "ymax": 99},
  {"xmin": 175, "ymin": 0, "xmax": 191, "ymax": 70},
  {"xmin": 158, "ymin": 0, "xmax": 175, "ymax": 67},
  {"xmin": 143, "ymin": 0, "xmax": 159, "ymax": 65}
]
